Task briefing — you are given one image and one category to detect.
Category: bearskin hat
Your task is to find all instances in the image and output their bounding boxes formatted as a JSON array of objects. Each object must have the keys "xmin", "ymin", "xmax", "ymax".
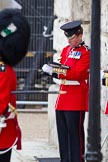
[{"xmin": 0, "ymin": 8, "xmax": 30, "ymax": 66}]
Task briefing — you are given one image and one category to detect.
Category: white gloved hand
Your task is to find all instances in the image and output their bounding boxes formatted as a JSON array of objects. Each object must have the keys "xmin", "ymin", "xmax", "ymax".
[
  {"xmin": 42, "ymin": 64, "xmax": 53, "ymax": 75},
  {"xmin": 0, "ymin": 116, "xmax": 7, "ymax": 128},
  {"xmin": 100, "ymin": 70, "xmax": 104, "ymax": 80},
  {"xmin": 100, "ymin": 70, "xmax": 106, "ymax": 85}
]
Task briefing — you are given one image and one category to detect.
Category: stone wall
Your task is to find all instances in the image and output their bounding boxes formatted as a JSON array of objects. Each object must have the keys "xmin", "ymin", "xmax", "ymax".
[{"xmin": 53, "ymin": 0, "xmax": 91, "ymax": 52}]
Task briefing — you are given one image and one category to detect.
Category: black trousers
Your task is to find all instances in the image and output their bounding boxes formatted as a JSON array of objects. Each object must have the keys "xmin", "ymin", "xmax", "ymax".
[
  {"xmin": 56, "ymin": 110, "xmax": 85, "ymax": 162},
  {"xmin": 0, "ymin": 149, "xmax": 12, "ymax": 162}
]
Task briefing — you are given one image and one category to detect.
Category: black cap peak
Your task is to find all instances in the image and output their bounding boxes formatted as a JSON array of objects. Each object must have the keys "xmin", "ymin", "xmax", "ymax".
[{"xmin": 60, "ymin": 20, "xmax": 82, "ymax": 31}]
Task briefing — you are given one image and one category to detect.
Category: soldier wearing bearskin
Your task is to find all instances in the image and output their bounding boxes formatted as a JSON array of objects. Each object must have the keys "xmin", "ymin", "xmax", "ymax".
[{"xmin": 0, "ymin": 8, "xmax": 30, "ymax": 162}]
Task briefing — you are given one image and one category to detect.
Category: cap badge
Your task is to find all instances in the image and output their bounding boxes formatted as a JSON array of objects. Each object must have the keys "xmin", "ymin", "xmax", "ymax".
[{"xmin": 0, "ymin": 23, "xmax": 17, "ymax": 38}]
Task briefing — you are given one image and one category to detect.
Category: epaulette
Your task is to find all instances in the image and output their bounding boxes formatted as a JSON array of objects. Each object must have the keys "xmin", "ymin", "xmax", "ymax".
[
  {"xmin": 0, "ymin": 61, "xmax": 6, "ymax": 72},
  {"xmin": 75, "ymin": 42, "xmax": 90, "ymax": 51},
  {"xmin": 83, "ymin": 44, "xmax": 90, "ymax": 51}
]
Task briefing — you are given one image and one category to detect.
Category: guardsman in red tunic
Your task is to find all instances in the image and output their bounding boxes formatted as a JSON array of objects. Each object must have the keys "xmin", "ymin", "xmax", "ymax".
[
  {"xmin": 0, "ymin": 8, "xmax": 30, "ymax": 162},
  {"xmin": 42, "ymin": 20, "xmax": 90, "ymax": 162}
]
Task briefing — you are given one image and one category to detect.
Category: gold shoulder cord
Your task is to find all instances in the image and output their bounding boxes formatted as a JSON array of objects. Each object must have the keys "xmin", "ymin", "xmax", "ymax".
[{"xmin": 8, "ymin": 103, "xmax": 18, "ymax": 116}]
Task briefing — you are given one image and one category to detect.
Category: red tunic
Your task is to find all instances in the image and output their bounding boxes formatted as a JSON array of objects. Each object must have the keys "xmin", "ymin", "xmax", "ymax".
[
  {"xmin": 0, "ymin": 63, "xmax": 21, "ymax": 149},
  {"xmin": 55, "ymin": 43, "xmax": 90, "ymax": 111}
]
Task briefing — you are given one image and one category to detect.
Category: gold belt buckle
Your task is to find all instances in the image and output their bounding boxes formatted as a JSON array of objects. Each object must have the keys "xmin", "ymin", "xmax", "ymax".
[{"xmin": 61, "ymin": 79, "xmax": 66, "ymax": 85}]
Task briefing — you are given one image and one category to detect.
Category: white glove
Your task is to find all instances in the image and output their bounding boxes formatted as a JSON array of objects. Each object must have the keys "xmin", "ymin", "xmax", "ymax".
[
  {"xmin": 0, "ymin": 116, "xmax": 7, "ymax": 128},
  {"xmin": 100, "ymin": 70, "xmax": 104, "ymax": 80},
  {"xmin": 42, "ymin": 64, "xmax": 53, "ymax": 75},
  {"xmin": 100, "ymin": 70, "xmax": 106, "ymax": 85}
]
